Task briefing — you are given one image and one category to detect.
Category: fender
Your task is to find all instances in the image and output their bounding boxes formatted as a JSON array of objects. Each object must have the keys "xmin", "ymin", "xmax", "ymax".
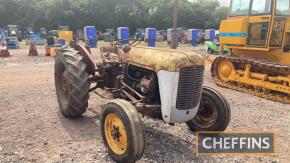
[{"xmin": 73, "ymin": 44, "xmax": 95, "ymax": 75}]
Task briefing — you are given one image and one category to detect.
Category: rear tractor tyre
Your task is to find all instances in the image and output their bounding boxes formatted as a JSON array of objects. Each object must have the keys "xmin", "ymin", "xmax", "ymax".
[
  {"xmin": 100, "ymin": 99, "xmax": 145, "ymax": 163},
  {"xmin": 54, "ymin": 48, "xmax": 90, "ymax": 117},
  {"xmin": 186, "ymin": 86, "xmax": 231, "ymax": 131}
]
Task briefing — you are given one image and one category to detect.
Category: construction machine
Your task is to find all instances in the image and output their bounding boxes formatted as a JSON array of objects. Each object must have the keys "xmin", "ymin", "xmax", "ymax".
[
  {"xmin": 24, "ymin": 27, "xmax": 35, "ymax": 45},
  {"xmin": 39, "ymin": 27, "xmax": 48, "ymax": 39},
  {"xmin": 55, "ymin": 26, "xmax": 73, "ymax": 44},
  {"xmin": 18, "ymin": 30, "xmax": 23, "ymax": 42},
  {"xmin": 212, "ymin": 0, "xmax": 290, "ymax": 103},
  {"xmin": 25, "ymin": 27, "xmax": 34, "ymax": 38},
  {"xmin": 6, "ymin": 25, "xmax": 18, "ymax": 37},
  {"xmin": 5, "ymin": 25, "xmax": 19, "ymax": 49},
  {"xmin": 54, "ymin": 40, "xmax": 231, "ymax": 162},
  {"xmin": 103, "ymin": 29, "xmax": 116, "ymax": 42},
  {"xmin": 48, "ymin": 30, "xmax": 59, "ymax": 39},
  {"xmin": 58, "ymin": 25, "xmax": 70, "ymax": 31}
]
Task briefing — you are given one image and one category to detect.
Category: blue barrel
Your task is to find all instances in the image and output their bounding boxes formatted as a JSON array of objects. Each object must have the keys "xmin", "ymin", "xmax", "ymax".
[
  {"xmin": 206, "ymin": 29, "xmax": 216, "ymax": 41},
  {"xmin": 58, "ymin": 39, "xmax": 65, "ymax": 46},
  {"xmin": 209, "ymin": 29, "xmax": 215, "ymax": 41},
  {"xmin": 188, "ymin": 29, "xmax": 199, "ymax": 47},
  {"xmin": 145, "ymin": 28, "xmax": 156, "ymax": 47},
  {"xmin": 84, "ymin": 26, "xmax": 97, "ymax": 48},
  {"xmin": 118, "ymin": 27, "xmax": 129, "ymax": 44}
]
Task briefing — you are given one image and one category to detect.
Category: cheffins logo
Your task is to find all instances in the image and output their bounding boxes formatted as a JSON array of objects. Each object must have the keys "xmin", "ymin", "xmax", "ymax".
[{"xmin": 196, "ymin": 132, "xmax": 275, "ymax": 155}]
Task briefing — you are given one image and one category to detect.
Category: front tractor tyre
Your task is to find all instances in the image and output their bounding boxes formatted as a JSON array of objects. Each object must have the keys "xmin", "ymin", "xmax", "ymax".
[
  {"xmin": 55, "ymin": 48, "xmax": 90, "ymax": 117},
  {"xmin": 186, "ymin": 86, "xmax": 231, "ymax": 131},
  {"xmin": 100, "ymin": 99, "xmax": 145, "ymax": 163}
]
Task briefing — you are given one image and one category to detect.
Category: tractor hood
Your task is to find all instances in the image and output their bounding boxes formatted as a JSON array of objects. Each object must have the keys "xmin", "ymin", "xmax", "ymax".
[{"xmin": 123, "ymin": 46, "xmax": 204, "ymax": 72}]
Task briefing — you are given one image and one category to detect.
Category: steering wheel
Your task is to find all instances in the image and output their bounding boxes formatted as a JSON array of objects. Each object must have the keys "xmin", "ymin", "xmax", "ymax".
[{"xmin": 113, "ymin": 39, "xmax": 141, "ymax": 49}]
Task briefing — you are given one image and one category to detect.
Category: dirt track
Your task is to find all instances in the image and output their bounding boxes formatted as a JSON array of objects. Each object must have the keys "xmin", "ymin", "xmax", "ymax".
[{"xmin": 0, "ymin": 45, "xmax": 289, "ymax": 163}]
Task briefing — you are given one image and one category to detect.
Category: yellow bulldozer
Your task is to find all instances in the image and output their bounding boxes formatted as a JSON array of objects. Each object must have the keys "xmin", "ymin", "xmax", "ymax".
[{"xmin": 212, "ymin": 0, "xmax": 290, "ymax": 103}]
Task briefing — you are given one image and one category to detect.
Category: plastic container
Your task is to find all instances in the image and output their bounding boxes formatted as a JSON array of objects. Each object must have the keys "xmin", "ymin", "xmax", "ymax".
[
  {"xmin": 145, "ymin": 28, "xmax": 156, "ymax": 47},
  {"xmin": 58, "ymin": 39, "xmax": 65, "ymax": 46},
  {"xmin": 84, "ymin": 26, "xmax": 97, "ymax": 48},
  {"xmin": 117, "ymin": 27, "xmax": 129, "ymax": 44},
  {"xmin": 188, "ymin": 29, "xmax": 199, "ymax": 46},
  {"xmin": 205, "ymin": 29, "xmax": 215, "ymax": 41}
]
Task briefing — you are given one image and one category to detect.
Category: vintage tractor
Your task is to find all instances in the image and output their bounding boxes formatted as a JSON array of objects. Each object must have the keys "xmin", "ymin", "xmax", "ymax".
[{"xmin": 54, "ymin": 40, "xmax": 231, "ymax": 162}]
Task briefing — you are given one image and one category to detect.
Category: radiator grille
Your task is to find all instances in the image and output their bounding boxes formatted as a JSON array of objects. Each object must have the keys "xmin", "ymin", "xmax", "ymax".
[{"xmin": 176, "ymin": 65, "xmax": 204, "ymax": 110}]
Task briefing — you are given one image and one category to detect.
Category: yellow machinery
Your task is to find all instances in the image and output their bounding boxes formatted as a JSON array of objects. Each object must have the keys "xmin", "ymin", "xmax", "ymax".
[
  {"xmin": 212, "ymin": 0, "xmax": 290, "ymax": 103},
  {"xmin": 58, "ymin": 31, "xmax": 73, "ymax": 42}
]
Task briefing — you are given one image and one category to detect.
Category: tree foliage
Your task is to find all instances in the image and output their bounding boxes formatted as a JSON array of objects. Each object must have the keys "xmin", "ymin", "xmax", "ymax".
[{"xmin": 0, "ymin": 0, "xmax": 228, "ymax": 31}]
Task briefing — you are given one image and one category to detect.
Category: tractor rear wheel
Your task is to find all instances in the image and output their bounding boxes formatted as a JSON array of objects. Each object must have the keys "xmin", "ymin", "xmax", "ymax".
[
  {"xmin": 100, "ymin": 99, "xmax": 145, "ymax": 163},
  {"xmin": 54, "ymin": 48, "xmax": 90, "ymax": 117},
  {"xmin": 186, "ymin": 86, "xmax": 231, "ymax": 131}
]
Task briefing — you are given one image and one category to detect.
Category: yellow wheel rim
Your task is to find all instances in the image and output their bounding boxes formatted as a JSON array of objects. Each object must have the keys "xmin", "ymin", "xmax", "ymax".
[
  {"xmin": 217, "ymin": 60, "xmax": 234, "ymax": 82},
  {"xmin": 104, "ymin": 113, "xmax": 128, "ymax": 155}
]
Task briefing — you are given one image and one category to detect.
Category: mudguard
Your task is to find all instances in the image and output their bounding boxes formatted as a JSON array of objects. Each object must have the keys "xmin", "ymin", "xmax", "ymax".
[{"xmin": 73, "ymin": 44, "xmax": 95, "ymax": 75}]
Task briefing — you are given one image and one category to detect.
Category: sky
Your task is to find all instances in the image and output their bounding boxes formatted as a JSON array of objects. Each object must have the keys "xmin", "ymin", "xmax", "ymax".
[
  {"xmin": 188, "ymin": 0, "xmax": 230, "ymax": 6},
  {"xmin": 219, "ymin": 0, "xmax": 230, "ymax": 6}
]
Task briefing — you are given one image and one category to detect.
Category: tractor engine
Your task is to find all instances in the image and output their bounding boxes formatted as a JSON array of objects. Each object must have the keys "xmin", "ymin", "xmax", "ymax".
[{"xmin": 123, "ymin": 64, "xmax": 160, "ymax": 104}]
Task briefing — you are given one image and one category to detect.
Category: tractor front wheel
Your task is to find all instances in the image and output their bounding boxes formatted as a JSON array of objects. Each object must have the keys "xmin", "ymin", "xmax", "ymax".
[
  {"xmin": 54, "ymin": 48, "xmax": 90, "ymax": 117},
  {"xmin": 186, "ymin": 86, "xmax": 231, "ymax": 131},
  {"xmin": 101, "ymin": 99, "xmax": 145, "ymax": 163}
]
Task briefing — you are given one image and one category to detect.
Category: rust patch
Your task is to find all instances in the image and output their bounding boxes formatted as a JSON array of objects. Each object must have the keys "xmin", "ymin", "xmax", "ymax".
[{"xmin": 74, "ymin": 44, "xmax": 95, "ymax": 75}]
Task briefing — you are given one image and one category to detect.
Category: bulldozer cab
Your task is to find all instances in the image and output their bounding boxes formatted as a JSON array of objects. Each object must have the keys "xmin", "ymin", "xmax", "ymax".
[
  {"xmin": 212, "ymin": 0, "xmax": 290, "ymax": 104},
  {"xmin": 221, "ymin": 0, "xmax": 290, "ymax": 50}
]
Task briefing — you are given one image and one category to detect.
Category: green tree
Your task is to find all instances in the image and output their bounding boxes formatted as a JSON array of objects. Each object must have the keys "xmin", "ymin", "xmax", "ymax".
[{"xmin": 0, "ymin": 0, "xmax": 228, "ymax": 32}]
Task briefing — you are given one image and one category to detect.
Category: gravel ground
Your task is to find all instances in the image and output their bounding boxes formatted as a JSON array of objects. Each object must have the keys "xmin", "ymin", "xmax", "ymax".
[{"xmin": 0, "ymin": 45, "xmax": 289, "ymax": 163}]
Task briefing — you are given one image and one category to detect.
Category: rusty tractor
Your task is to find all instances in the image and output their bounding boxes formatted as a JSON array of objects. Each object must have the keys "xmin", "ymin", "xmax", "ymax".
[{"xmin": 54, "ymin": 40, "xmax": 231, "ymax": 162}]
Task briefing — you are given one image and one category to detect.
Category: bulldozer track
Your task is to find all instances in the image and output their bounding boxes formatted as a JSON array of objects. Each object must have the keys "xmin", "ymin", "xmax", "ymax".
[{"xmin": 211, "ymin": 55, "xmax": 290, "ymax": 104}]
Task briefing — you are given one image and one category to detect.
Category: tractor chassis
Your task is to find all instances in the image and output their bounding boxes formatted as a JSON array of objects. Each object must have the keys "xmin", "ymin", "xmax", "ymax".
[
  {"xmin": 73, "ymin": 44, "xmax": 162, "ymax": 118},
  {"xmin": 55, "ymin": 43, "xmax": 231, "ymax": 162}
]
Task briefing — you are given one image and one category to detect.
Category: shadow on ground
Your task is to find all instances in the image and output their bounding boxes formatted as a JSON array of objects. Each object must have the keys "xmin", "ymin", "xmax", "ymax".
[
  {"xmin": 58, "ymin": 108, "xmax": 216, "ymax": 162},
  {"xmin": 58, "ymin": 110, "xmax": 100, "ymax": 142},
  {"xmin": 142, "ymin": 125, "xmax": 216, "ymax": 162}
]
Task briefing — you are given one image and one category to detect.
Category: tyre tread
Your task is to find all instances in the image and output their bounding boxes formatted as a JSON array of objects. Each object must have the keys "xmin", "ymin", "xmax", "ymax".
[{"xmin": 55, "ymin": 48, "xmax": 90, "ymax": 117}]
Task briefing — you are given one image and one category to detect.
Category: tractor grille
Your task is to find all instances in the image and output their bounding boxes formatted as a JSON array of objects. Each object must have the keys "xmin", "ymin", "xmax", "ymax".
[{"xmin": 176, "ymin": 65, "xmax": 204, "ymax": 110}]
